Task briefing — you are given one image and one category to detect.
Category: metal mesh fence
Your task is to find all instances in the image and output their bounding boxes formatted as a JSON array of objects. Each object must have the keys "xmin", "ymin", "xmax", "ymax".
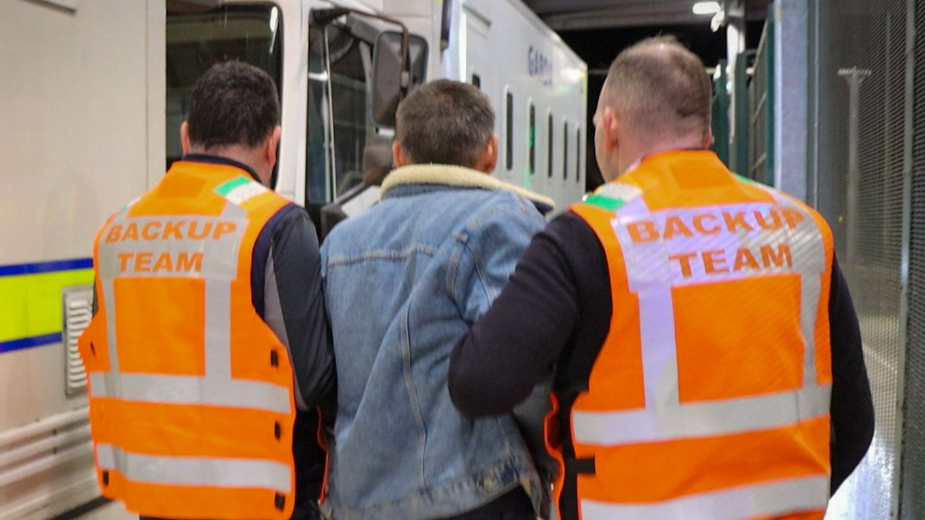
[
  {"xmin": 812, "ymin": 1, "xmax": 909, "ymax": 518},
  {"xmin": 748, "ymin": 20, "xmax": 772, "ymax": 185},
  {"xmin": 899, "ymin": 1, "xmax": 925, "ymax": 517}
]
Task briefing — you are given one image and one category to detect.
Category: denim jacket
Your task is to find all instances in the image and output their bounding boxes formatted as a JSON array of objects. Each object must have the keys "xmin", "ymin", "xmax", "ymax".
[{"xmin": 320, "ymin": 164, "xmax": 553, "ymax": 520}]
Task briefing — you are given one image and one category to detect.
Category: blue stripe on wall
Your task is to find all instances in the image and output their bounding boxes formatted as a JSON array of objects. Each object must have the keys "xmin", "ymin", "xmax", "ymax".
[
  {"xmin": 0, "ymin": 258, "xmax": 93, "ymax": 277},
  {"xmin": 0, "ymin": 333, "xmax": 64, "ymax": 354}
]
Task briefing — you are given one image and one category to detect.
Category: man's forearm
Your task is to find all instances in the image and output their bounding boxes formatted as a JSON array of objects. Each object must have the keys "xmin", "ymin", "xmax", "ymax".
[{"xmin": 449, "ymin": 234, "xmax": 578, "ymax": 416}]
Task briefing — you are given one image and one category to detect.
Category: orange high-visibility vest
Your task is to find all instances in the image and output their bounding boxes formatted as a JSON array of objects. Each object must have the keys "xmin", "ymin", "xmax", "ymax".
[
  {"xmin": 78, "ymin": 161, "xmax": 297, "ymax": 520},
  {"xmin": 553, "ymin": 151, "xmax": 834, "ymax": 520}
]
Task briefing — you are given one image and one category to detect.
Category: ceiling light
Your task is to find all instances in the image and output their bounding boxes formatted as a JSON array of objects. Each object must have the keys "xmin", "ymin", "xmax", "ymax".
[{"xmin": 693, "ymin": 1, "xmax": 722, "ymax": 15}]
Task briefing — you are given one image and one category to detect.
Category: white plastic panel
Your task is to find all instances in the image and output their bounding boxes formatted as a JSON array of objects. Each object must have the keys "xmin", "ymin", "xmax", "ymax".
[{"xmin": 63, "ymin": 286, "xmax": 92, "ymax": 396}]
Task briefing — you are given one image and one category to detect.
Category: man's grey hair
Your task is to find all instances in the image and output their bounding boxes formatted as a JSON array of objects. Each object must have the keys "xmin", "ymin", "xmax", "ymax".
[
  {"xmin": 603, "ymin": 35, "xmax": 712, "ymax": 142},
  {"xmin": 395, "ymin": 80, "xmax": 494, "ymax": 168}
]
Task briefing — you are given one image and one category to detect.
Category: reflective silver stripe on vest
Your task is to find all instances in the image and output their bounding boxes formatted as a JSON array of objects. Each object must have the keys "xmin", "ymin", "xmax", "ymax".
[
  {"xmin": 101, "ymin": 277, "xmax": 120, "ymax": 374},
  {"xmin": 89, "ymin": 202, "xmax": 292, "ymax": 414},
  {"xmin": 89, "ymin": 372, "xmax": 291, "ymax": 414},
  {"xmin": 572, "ymin": 385, "xmax": 831, "ymax": 446},
  {"xmin": 96, "ymin": 443, "xmax": 291, "ymax": 493},
  {"xmin": 768, "ymin": 193, "xmax": 827, "ymax": 388},
  {"xmin": 573, "ymin": 197, "xmax": 830, "ymax": 446},
  {"xmin": 579, "ymin": 475, "xmax": 828, "ymax": 520},
  {"xmin": 206, "ymin": 280, "xmax": 233, "ymax": 379}
]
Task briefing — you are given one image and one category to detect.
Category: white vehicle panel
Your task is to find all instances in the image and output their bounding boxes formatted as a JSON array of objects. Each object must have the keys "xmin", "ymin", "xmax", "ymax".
[
  {"xmin": 439, "ymin": 0, "xmax": 587, "ymax": 211},
  {"xmin": 0, "ymin": 1, "xmax": 152, "ymax": 518}
]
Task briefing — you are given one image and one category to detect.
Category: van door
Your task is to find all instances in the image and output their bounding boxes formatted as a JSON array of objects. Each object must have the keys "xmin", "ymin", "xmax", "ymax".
[{"xmin": 462, "ymin": 6, "xmax": 489, "ymax": 93}]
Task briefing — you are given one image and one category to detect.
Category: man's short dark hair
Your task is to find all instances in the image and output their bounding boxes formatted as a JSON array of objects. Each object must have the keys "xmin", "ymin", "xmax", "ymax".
[
  {"xmin": 186, "ymin": 61, "xmax": 280, "ymax": 150},
  {"xmin": 604, "ymin": 35, "xmax": 712, "ymax": 141},
  {"xmin": 395, "ymin": 80, "xmax": 494, "ymax": 168}
]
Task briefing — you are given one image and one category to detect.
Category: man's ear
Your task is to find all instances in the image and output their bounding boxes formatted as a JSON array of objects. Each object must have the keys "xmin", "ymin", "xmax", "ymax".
[
  {"xmin": 180, "ymin": 122, "xmax": 191, "ymax": 155},
  {"xmin": 603, "ymin": 106, "xmax": 619, "ymax": 152},
  {"xmin": 392, "ymin": 141, "xmax": 408, "ymax": 167},
  {"xmin": 265, "ymin": 125, "xmax": 282, "ymax": 167},
  {"xmin": 702, "ymin": 127, "xmax": 713, "ymax": 149},
  {"xmin": 475, "ymin": 134, "xmax": 499, "ymax": 174}
]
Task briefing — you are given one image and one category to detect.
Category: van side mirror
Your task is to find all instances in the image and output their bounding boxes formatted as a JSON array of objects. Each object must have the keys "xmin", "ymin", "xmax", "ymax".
[{"xmin": 371, "ymin": 31, "xmax": 428, "ymax": 127}]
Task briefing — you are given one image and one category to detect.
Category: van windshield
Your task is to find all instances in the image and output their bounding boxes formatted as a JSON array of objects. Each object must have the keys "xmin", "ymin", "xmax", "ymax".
[{"xmin": 166, "ymin": 5, "xmax": 283, "ymax": 172}]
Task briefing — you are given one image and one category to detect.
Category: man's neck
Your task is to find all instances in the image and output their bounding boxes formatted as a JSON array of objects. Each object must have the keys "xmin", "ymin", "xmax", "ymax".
[{"xmin": 620, "ymin": 139, "xmax": 708, "ymax": 175}]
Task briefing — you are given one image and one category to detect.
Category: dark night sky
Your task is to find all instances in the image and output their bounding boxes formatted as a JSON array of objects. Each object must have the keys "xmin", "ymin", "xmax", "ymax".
[{"xmin": 559, "ymin": 21, "xmax": 765, "ymax": 188}]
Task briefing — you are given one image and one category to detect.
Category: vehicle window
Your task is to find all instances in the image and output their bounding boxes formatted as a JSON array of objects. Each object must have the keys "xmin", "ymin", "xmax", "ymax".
[
  {"xmin": 306, "ymin": 23, "xmax": 330, "ymax": 206},
  {"xmin": 506, "ymin": 90, "xmax": 513, "ymax": 171},
  {"xmin": 307, "ymin": 22, "xmax": 372, "ymax": 204},
  {"xmin": 576, "ymin": 126, "xmax": 582, "ymax": 183},
  {"xmin": 166, "ymin": 5, "xmax": 283, "ymax": 175},
  {"xmin": 529, "ymin": 102, "xmax": 535, "ymax": 177},
  {"xmin": 547, "ymin": 112, "xmax": 554, "ymax": 178},
  {"xmin": 563, "ymin": 120, "xmax": 569, "ymax": 180}
]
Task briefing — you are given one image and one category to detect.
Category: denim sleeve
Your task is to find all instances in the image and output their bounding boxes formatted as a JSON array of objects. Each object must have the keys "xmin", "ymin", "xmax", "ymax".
[
  {"xmin": 451, "ymin": 198, "xmax": 546, "ymax": 323},
  {"xmin": 264, "ymin": 207, "xmax": 335, "ymax": 411}
]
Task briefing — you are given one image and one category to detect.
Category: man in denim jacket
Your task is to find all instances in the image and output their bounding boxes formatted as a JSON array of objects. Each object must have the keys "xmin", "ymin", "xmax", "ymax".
[{"xmin": 320, "ymin": 80, "xmax": 553, "ymax": 520}]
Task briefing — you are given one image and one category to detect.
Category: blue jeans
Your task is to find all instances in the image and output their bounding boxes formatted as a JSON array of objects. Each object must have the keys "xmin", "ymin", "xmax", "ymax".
[{"xmin": 444, "ymin": 488, "xmax": 534, "ymax": 520}]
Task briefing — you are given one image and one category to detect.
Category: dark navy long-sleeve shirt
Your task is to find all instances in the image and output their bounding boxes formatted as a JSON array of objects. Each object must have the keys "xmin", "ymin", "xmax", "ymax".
[{"xmin": 448, "ymin": 210, "xmax": 875, "ymax": 505}]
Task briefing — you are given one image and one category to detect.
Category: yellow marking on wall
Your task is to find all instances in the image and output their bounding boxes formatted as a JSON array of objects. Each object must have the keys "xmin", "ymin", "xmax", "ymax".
[{"xmin": 0, "ymin": 269, "xmax": 94, "ymax": 343}]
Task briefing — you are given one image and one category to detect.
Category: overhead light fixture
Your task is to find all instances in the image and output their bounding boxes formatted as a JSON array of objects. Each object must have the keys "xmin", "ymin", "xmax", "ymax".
[{"xmin": 693, "ymin": 1, "xmax": 722, "ymax": 15}]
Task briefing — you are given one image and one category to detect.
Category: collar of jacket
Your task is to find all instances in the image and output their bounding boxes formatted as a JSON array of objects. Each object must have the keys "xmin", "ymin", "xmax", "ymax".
[
  {"xmin": 181, "ymin": 153, "xmax": 261, "ymax": 183},
  {"xmin": 623, "ymin": 148, "xmax": 715, "ymax": 175},
  {"xmin": 380, "ymin": 164, "xmax": 555, "ymax": 214}
]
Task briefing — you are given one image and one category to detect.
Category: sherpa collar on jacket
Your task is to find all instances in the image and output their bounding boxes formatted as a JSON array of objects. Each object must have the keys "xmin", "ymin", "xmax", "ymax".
[{"xmin": 380, "ymin": 164, "xmax": 555, "ymax": 213}]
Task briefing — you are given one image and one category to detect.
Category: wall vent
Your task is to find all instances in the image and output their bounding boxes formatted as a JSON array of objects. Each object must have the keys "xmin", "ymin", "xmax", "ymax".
[{"xmin": 63, "ymin": 286, "xmax": 92, "ymax": 396}]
